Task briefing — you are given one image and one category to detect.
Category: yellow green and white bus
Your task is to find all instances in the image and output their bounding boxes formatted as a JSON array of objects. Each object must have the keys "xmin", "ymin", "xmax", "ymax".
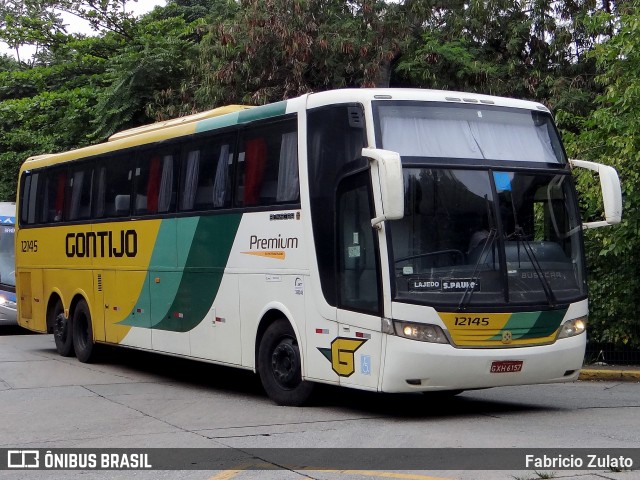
[{"xmin": 16, "ymin": 89, "xmax": 622, "ymax": 405}]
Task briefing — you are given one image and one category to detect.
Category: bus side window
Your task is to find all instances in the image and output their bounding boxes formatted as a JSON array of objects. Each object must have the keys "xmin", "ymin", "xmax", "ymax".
[
  {"xmin": 94, "ymin": 155, "xmax": 133, "ymax": 218},
  {"xmin": 40, "ymin": 168, "xmax": 67, "ymax": 223},
  {"xmin": 20, "ymin": 172, "xmax": 39, "ymax": 225},
  {"xmin": 336, "ymin": 171, "xmax": 381, "ymax": 314},
  {"xmin": 135, "ymin": 151, "xmax": 177, "ymax": 215},
  {"xmin": 179, "ymin": 136, "xmax": 234, "ymax": 211},
  {"xmin": 235, "ymin": 118, "xmax": 298, "ymax": 207},
  {"xmin": 242, "ymin": 137, "xmax": 267, "ymax": 206},
  {"xmin": 65, "ymin": 163, "xmax": 94, "ymax": 221},
  {"xmin": 307, "ymin": 104, "xmax": 367, "ymax": 307}
]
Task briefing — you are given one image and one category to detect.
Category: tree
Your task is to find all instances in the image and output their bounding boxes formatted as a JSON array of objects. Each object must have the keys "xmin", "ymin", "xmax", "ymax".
[
  {"xmin": 561, "ymin": 2, "xmax": 640, "ymax": 347},
  {"xmin": 90, "ymin": 15, "xmax": 201, "ymax": 138},
  {"xmin": 189, "ymin": 0, "xmax": 426, "ymax": 107},
  {"xmin": 0, "ymin": 0, "xmax": 67, "ymax": 64},
  {"xmin": 396, "ymin": 0, "xmax": 609, "ymax": 121}
]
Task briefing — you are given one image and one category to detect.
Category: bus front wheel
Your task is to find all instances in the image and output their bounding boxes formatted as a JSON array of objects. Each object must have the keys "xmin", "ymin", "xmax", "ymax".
[
  {"xmin": 258, "ymin": 319, "xmax": 314, "ymax": 406},
  {"xmin": 51, "ymin": 300, "xmax": 74, "ymax": 357},
  {"xmin": 72, "ymin": 300, "xmax": 97, "ymax": 363}
]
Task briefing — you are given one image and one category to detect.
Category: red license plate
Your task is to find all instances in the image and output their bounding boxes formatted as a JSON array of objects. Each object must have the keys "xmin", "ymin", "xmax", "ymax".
[{"xmin": 490, "ymin": 360, "xmax": 523, "ymax": 373}]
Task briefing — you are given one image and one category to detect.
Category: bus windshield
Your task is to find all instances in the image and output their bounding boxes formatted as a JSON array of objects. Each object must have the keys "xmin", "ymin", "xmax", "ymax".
[
  {"xmin": 375, "ymin": 101, "xmax": 566, "ymax": 164},
  {"xmin": 389, "ymin": 168, "xmax": 586, "ymax": 308}
]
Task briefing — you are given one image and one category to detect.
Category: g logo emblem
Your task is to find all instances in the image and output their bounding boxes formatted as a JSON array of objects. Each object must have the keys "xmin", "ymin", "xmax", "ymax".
[
  {"xmin": 502, "ymin": 331, "xmax": 513, "ymax": 344},
  {"xmin": 318, "ymin": 337, "xmax": 367, "ymax": 377}
]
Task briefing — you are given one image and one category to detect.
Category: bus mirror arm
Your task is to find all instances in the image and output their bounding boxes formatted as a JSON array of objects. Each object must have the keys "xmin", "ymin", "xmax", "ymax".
[
  {"xmin": 362, "ymin": 148, "xmax": 405, "ymax": 227},
  {"xmin": 569, "ymin": 159, "xmax": 623, "ymax": 228}
]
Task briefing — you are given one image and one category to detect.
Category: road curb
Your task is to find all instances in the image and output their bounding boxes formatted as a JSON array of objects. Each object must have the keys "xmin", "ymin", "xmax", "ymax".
[{"xmin": 579, "ymin": 368, "xmax": 640, "ymax": 382}]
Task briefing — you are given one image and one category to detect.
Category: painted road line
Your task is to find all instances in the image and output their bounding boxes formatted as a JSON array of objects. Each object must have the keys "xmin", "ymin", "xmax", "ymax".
[
  {"xmin": 210, "ymin": 467, "xmax": 454, "ymax": 480},
  {"xmin": 208, "ymin": 464, "xmax": 254, "ymax": 480}
]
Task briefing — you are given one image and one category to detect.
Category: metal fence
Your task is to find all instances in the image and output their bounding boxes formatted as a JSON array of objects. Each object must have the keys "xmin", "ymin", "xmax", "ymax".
[{"xmin": 585, "ymin": 342, "xmax": 640, "ymax": 366}]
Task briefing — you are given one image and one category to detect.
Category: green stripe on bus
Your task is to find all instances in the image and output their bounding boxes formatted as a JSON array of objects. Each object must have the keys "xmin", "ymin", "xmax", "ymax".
[
  {"xmin": 119, "ymin": 214, "xmax": 241, "ymax": 332},
  {"xmin": 196, "ymin": 112, "xmax": 242, "ymax": 133},
  {"xmin": 118, "ymin": 218, "xmax": 197, "ymax": 329},
  {"xmin": 151, "ymin": 213, "xmax": 242, "ymax": 332},
  {"xmin": 489, "ymin": 309, "xmax": 566, "ymax": 340},
  {"xmin": 517, "ymin": 309, "xmax": 566, "ymax": 339},
  {"xmin": 237, "ymin": 101, "xmax": 287, "ymax": 123},
  {"xmin": 195, "ymin": 101, "xmax": 288, "ymax": 134}
]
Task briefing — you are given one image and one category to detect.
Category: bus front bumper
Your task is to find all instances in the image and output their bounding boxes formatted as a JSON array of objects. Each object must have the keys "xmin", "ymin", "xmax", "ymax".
[{"xmin": 380, "ymin": 333, "xmax": 586, "ymax": 392}]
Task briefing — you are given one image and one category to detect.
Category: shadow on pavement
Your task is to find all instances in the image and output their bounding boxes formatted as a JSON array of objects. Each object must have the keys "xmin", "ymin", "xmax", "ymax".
[{"xmin": 0, "ymin": 325, "xmax": 37, "ymax": 336}]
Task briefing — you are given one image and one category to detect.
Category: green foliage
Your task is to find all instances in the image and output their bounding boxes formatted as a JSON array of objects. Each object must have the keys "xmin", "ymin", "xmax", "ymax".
[
  {"xmin": 0, "ymin": 58, "xmax": 107, "ymax": 100},
  {"xmin": 0, "ymin": 0, "xmax": 67, "ymax": 64},
  {"xmin": 0, "ymin": 87, "xmax": 98, "ymax": 200},
  {"xmin": 90, "ymin": 16, "xmax": 200, "ymax": 139},
  {"xmin": 561, "ymin": 3, "xmax": 640, "ymax": 346},
  {"xmin": 191, "ymin": 0, "xmax": 414, "ymax": 106},
  {"xmin": 397, "ymin": 0, "xmax": 604, "ymax": 116}
]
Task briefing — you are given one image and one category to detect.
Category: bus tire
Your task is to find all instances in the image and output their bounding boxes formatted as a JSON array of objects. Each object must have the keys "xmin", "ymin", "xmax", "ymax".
[
  {"xmin": 258, "ymin": 319, "xmax": 314, "ymax": 406},
  {"xmin": 72, "ymin": 299, "xmax": 97, "ymax": 363},
  {"xmin": 51, "ymin": 300, "xmax": 74, "ymax": 357}
]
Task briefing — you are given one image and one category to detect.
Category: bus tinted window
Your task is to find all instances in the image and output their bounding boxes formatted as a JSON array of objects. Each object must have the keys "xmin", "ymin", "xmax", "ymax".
[
  {"xmin": 135, "ymin": 150, "xmax": 177, "ymax": 215},
  {"xmin": 235, "ymin": 119, "xmax": 298, "ymax": 207},
  {"xmin": 65, "ymin": 163, "xmax": 93, "ymax": 221},
  {"xmin": 179, "ymin": 136, "xmax": 234, "ymax": 211},
  {"xmin": 375, "ymin": 102, "xmax": 565, "ymax": 164},
  {"xmin": 19, "ymin": 173, "xmax": 39, "ymax": 225},
  {"xmin": 41, "ymin": 168, "xmax": 67, "ymax": 223},
  {"xmin": 307, "ymin": 105, "xmax": 367, "ymax": 307},
  {"xmin": 95, "ymin": 155, "xmax": 133, "ymax": 218}
]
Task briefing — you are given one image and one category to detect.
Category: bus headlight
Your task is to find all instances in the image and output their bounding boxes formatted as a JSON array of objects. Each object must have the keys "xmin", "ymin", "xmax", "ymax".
[
  {"xmin": 557, "ymin": 316, "xmax": 587, "ymax": 339},
  {"xmin": 393, "ymin": 321, "xmax": 449, "ymax": 344},
  {"xmin": 0, "ymin": 296, "xmax": 5, "ymax": 305}
]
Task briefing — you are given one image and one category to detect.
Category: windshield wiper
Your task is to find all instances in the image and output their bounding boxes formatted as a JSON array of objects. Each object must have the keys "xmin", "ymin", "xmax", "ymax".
[
  {"xmin": 512, "ymin": 226, "xmax": 557, "ymax": 307},
  {"xmin": 504, "ymin": 185, "xmax": 557, "ymax": 307},
  {"xmin": 456, "ymin": 227, "xmax": 497, "ymax": 311}
]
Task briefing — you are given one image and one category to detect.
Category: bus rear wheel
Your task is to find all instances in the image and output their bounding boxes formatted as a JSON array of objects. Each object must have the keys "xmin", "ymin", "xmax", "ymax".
[
  {"xmin": 72, "ymin": 299, "xmax": 97, "ymax": 363},
  {"xmin": 50, "ymin": 300, "xmax": 74, "ymax": 357},
  {"xmin": 258, "ymin": 319, "xmax": 314, "ymax": 406}
]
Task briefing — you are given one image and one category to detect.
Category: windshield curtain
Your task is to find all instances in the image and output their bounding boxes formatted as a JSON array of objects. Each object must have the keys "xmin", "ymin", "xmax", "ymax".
[
  {"xmin": 390, "ymin": 168, "xmax": 586, "ymax": 308},
  {"xmin": 375, "ymin": 102, "xmax": 565, "ymax": 164},
  {"xmin": 0, "ymin": 224, "xmax": 15, "ymax": 287}
]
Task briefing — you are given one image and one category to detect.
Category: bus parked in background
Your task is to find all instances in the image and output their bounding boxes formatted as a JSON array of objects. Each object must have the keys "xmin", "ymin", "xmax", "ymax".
[
  {"xmin": 15, "ymin": 89, "xmax": 621, "ymax": 405},
  {"xmin": 0, "ymin": 202, "xmax": 17, "ymax": 325}
]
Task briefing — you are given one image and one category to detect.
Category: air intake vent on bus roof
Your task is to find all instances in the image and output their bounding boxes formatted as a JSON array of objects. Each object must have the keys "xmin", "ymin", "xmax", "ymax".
[{"xmin": 347, "ymin": 106, "xmax": 364, "ymax": 128}]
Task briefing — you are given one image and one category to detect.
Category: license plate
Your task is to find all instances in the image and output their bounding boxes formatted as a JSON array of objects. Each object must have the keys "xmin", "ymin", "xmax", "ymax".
[{"xmin": 490, "ymin": 360, "xmax": 523, "ymax": 373}]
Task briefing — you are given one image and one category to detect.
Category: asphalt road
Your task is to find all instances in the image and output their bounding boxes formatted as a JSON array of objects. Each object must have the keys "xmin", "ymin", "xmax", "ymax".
[{"xmin": 1, "ymin": 328, "xmax": 639, "ymax": 480}]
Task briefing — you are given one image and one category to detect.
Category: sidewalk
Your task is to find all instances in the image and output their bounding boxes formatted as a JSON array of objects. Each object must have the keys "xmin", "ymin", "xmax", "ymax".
[{"xmin": 579, "ymin": 364, "xmax": 640, "ymax": 382}]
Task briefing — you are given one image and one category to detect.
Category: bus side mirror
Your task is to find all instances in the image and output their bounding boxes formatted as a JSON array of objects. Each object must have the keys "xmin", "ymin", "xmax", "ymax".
[
  {"xmin": 363, "ymin": 148, "xmax": 404, "ymax": 227},
  {"xmin": 570, "ymin": 159, "xmax": 623, "ymax": 228}
]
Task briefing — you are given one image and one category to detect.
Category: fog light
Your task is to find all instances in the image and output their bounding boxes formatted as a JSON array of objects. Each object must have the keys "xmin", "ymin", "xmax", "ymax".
[
  {"xmin": 394, "ymin": 321, "xmax": 449, "ymax": 344},
  {"xmin": 557, "ymin": 316, "xmax": 587, "ymax": 339}
]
